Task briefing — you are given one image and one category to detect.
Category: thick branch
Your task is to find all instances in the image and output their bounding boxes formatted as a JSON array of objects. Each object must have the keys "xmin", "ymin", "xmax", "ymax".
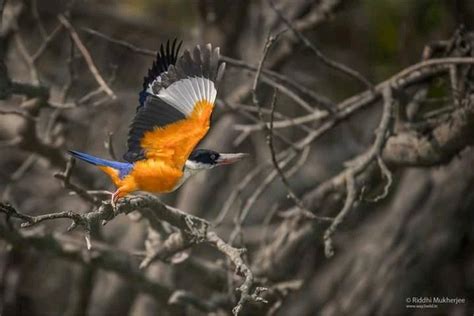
[
  {"xmin": 0, "ymin": 219, "xmax": 173, "ymax": 303},
  {"xmin": 255, "ymin": 96, "xmax": 474, "ymax": 280},
  {"xmin": 0, "ymin": 194, "xmax": 264, "ymax": 315}
]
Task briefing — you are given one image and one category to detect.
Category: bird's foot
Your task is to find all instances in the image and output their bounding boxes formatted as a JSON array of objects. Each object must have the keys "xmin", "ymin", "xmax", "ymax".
[{"xmin": 110, "ymin": 191, "xmax": 121, "ymax": 214}]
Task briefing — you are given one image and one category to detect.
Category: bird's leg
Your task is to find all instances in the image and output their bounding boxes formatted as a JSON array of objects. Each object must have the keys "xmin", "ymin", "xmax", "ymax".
[
  {"xmin": 110, "ymin": 185, "xmax": 134, "ymax": 212},
  {"xmin": 111, "ymin": 189, "xmax": 126, "ymax": 210}
]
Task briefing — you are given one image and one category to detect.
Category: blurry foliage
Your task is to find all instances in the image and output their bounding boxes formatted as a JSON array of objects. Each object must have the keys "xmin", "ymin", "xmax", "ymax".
[
  {"xmin": 104, "ymin": 0, "xmax": 198, "ymax": 28},
  {"xmin": 363, "ymin": 0, "xmax": 452, "ymax": 78}
]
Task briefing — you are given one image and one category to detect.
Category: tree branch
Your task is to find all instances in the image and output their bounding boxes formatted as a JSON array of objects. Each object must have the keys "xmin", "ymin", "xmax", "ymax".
[{"xmin": 0, "ymin": 194, "xmax": 265, "ymax": 314}]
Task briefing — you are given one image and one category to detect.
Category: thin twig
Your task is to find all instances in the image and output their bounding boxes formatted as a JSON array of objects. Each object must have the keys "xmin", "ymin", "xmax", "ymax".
[
  {"xmin": 368, "ymin": 155, "xmax": 393, "ymax": 202},
  {"xmin": 58, "ymin": 15, "xmax": 116, "ymax": 99},
  {"xmin": 208, "ymin": 232, "xmax": 268, "ymax": 315},
  {"xmin": 213, "ymin": 164, "xmax": 266, "ymax": 226},
  {"xmin": 81, "ymin": 27, "xmax": 156, "ymax": 55},
  {"xmin": 323, "ymin": 171, "xmax": 356, "ymax": 257},
  {"xmin": 290, "ymin": 57, "xmax": 474, "ymax": 153},
  {"xmin": 82, "ymin": 27, "xmax": 334, "ymax": 113},
  {"xmin": 31, "ymin": 0, "xmax": 47, "ymax": 39},
  {"xmin": 14, "ymin": 33, "xmax": 39, "ymax": 83},
  {"xmin": 252, "ymin": 33, "xmax": 331, "ymax": 221},
  {"xmin": 105, "ymin": 131, "xmax": 118, "ymax": 160},
  {"xmin": 266, "ymin": 91, "xmax": 331, "ymax": 221},
  {"xmin": 218, "ymin": 100, "xmax": 301, "ymax": 150},
  {"xmin": 230, "ymin": 151, "xmax": 298, "ymax": 245},
  {"xmin": 1, "ymin": 154, "xmax": 37, "ymax": 201},
  {"xmin": 234, "ymin": 109, "xmax": 326, "ymax": 132},
  {"xmin": 267, "ymin": 0, "xmax": 374, "ymax": 91},
  {"xmin": 32, "ymin": 23, "xmax": 63, "ymax": 62},
  {"xmin": 323, "ymin": 85, "xmax": 394, "ymax": 257},
  {"xmin": 54, "ymin": 158, "xmax": 99, "ymax": 205},
  {"xmin": 221, "ymin": 55, "xmax": 335, "ymax": 112}
]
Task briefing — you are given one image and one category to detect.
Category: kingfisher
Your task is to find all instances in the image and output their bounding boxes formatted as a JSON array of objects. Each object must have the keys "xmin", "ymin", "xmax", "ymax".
[{"xmin": 69, "ymin": 39, "xmax": 247, "ymax": 205}]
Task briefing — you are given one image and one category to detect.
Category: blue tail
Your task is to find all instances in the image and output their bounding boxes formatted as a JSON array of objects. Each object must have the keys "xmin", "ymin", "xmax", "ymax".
[{"xmin": 68, "ymin": 150, "xmax": 132, "ymax": 179}]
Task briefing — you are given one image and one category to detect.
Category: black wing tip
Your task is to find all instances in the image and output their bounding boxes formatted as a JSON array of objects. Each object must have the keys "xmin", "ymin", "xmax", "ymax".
[{"xmin": 141, "ymin": 38, "xmax": 183, "ymax": 91}]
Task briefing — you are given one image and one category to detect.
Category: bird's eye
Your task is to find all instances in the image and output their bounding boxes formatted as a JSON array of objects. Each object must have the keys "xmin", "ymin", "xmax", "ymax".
[{"xmin": 210, "ymin": 154, "xmax": 216, "ymax": 160}]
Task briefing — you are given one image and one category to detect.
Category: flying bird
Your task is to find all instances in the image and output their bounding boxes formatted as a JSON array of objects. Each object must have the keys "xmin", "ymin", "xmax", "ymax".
[{"xmin": 69, "ymin": 39, "xmax": 247, "ymax": 205}]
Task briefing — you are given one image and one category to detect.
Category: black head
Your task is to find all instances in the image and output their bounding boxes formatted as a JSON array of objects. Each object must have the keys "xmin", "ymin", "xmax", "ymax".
[
  {"xmin": 187, "ymin": 149, "xmax": 249, "ymax": 169},
  {"xmin": 188, "ymin": 149, "xmax": 220, "ymax": 165}
]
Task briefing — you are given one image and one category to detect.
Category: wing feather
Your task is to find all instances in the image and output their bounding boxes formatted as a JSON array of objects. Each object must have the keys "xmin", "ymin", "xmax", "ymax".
[
  {"xmin": 124, "ymin": 42, "xmax": 225, "ymax": 166},
  {"xmin": 139, "ymin": 39, "xmax": 182, "ymax": 108}
]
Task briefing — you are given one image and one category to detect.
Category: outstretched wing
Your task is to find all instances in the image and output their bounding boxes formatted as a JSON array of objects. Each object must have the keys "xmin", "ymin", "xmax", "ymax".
[
  {"xmin": 124, "ymin": 43, "xmax": 226, "ymax": 169},
  {"xmin": 138, "ymin": 39, "xmax": 182, "ymax": 108}
]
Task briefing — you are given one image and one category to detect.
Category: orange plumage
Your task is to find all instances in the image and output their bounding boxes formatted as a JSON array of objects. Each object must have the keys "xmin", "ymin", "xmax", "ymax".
[
  {"xmin": 140, "ymin": 100, "xmax": 214, "ymax": 169},
  {"xmin": 98, "ymin": 100, "xmax": 214, "ymax": 201},
  {"xmin": 69, "ymin": 41, "xmax": 226, "ymax": 205}
]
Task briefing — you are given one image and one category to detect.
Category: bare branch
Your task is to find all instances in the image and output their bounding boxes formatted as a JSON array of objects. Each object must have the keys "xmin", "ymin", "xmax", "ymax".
[
  {"xmin": 323, "ymin": 85, "xmax": 394, "ymax": 256},
  {"xmin": 32, "ymin": 23, "xmax": 63, "ymax": 62},
  {"xmin": 323, "ymin": 172, "xmax": 356, "ymax": 257},
  {"xmin": 251, "ymin": 33, "xmax": 332, "ymax": 222},
  {"xmin": 266, "ymin": 91, "xmax": 332, "ymax": 221},
  {"xmin": 0, "ymin": 109, "xmax": 36, "ymax": 121},
  {"xmin": 267, "ymin": 0, "xmax": 374, "ymax": 91},
  {"xmin": 58, "ymin": 15, "xmax": 116, "ymax": 99},
  {"xmin": 82, "ymin": 27, "xmax": 334, "ymax": 113},
  {"xmin": 0, "ymin": 194, "xmax": 264, "ymax": 314},
  {"xmin": 54, "ymin": 158, "xmax": 99, "ymax": 204},
  {"xmin": 14, "ymin": 33, "xmax": 39, "ymax": 83},
  {"xmin": 207, "ymin": 232, "xmax": 267, "ymax": 315},
  {"xmin": 0, "ymin": 211, "xmax": 175, "ymax": 308},
  {"xmin": 31, "ymin": 0, "xmax": 47, "ymax": 39}
]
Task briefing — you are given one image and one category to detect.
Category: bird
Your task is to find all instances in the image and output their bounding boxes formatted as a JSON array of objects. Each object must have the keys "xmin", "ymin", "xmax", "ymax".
[{"xmin": 69, "ymin": 39, "xmax": 247, "ymax": 206}]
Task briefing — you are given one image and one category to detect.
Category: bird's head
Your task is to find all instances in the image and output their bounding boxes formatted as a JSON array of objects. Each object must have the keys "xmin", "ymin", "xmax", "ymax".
[{"xmin": 185, "ymin": 149, "xmax": 249, "ymax": 171}]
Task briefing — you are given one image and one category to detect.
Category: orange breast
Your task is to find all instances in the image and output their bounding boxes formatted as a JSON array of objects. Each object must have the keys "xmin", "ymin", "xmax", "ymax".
[
  {"xmin": 98, "ymin": 100, "xmax": 213, "ymax": 195},
  {"xmin": 140, "ymin": 100, "xmax": 214, "ymax": 170},
  {"xmin": 128, "ymin": 159, "xmax": 184, "ymax": 193}
]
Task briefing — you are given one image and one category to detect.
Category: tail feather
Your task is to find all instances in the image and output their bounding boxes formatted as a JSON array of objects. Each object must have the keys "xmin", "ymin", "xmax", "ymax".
[{"xmin": 68, "ymin": 150, "xmax": 132, "ymax": 180}]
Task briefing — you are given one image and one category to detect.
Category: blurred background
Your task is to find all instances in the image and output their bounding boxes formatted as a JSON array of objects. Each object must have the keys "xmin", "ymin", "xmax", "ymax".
[{"xmin": 0, "ymin": 0, "xmax": 474, "ymax": 315}]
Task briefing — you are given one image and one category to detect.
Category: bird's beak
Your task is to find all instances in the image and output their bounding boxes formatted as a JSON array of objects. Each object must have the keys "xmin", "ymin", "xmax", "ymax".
[{"xmin": 216, "ymin": 153, "xmax": 249, "ymax": 166}]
